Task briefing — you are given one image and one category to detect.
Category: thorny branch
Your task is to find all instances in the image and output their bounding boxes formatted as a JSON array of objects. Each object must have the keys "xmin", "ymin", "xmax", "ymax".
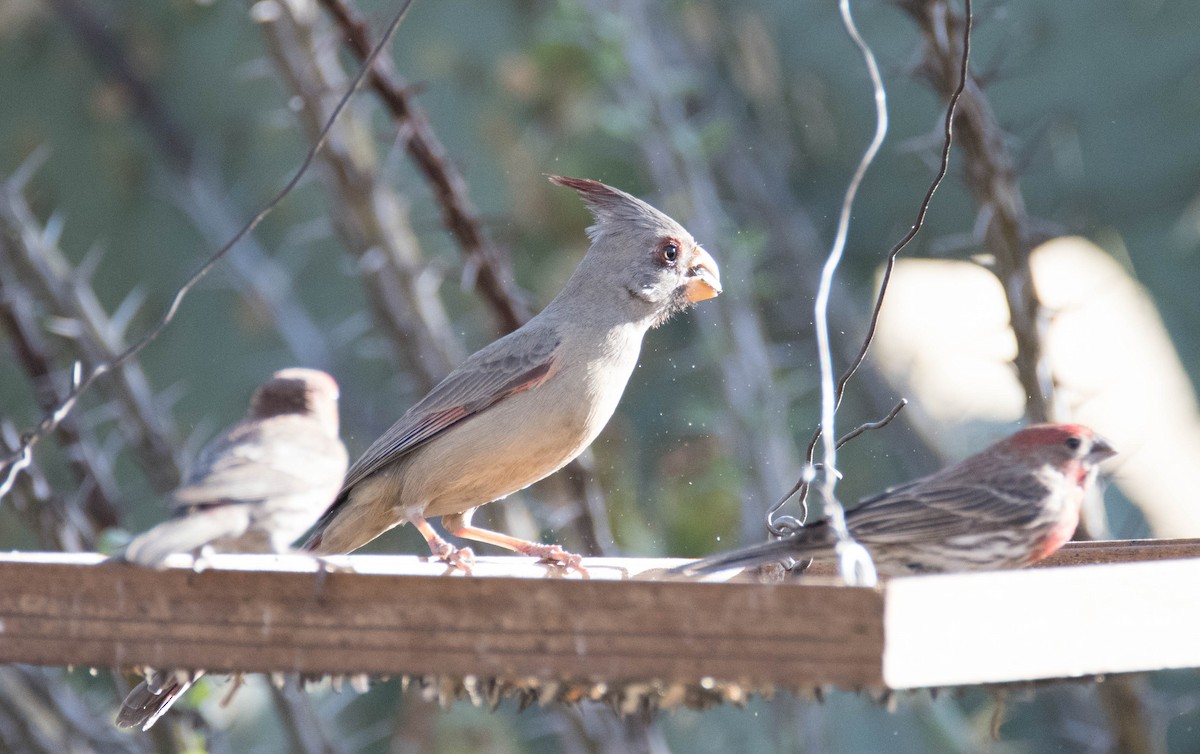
[
  {"xmin": 258, "ymin": 0, "xmax": 462, "ymax": 390},
  {"xmin": 900, "ymin": 1, "xmax": 1150, "ymax": 751},
  {"xmin": 765, "ymin": 0, "xmax": 973, "ymax": 543},
  {"xmin": 582, "ymin": 0, "xmax": 802, "ymax": 558},
  {"xmin": 316, "ymin": 0, "xmax": 529, "ymax": 334},
  {"xmin": 316, "ymin": 0, "xmax": 614, "ymax": 555},
  {"xmin": 0, "ymin": 175, "xmax": 183, "ymax": 495},
  {"xmin": 0, "ymin": 250, "xmax": 121, "ymax": 536},
  {"xmin": 898, "ymin": 0, "xmax": 1053, "ymax": 426},
  {"xmin": 0, "ymin": 426, "xmax": 90, "ymax": 551},
  {"xmin": 0, "ymin": 0, "xmax": 417, "ymax": 501},
  {"xmin": 48, "ymin": 0, "xmax": 333, "ymax": 369},
  {"xmin": 0, "ymin": 667, "xmax": 144, "ymax": 754}
]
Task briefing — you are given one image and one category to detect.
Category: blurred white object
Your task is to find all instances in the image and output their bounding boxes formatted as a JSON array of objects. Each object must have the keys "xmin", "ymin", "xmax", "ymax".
[{"xmin": 873, "ymin": 236, "xmax": 1200, "ymax": 537}]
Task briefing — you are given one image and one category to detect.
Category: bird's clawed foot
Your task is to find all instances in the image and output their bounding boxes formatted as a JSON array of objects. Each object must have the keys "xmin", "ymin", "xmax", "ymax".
[
  {"xmin": 429, "ymin": 540, "xmax": 476, "ymax": 575},
  {"xmin": 516, "ymin": 543, "xmax": 589, "ymax": 577}
]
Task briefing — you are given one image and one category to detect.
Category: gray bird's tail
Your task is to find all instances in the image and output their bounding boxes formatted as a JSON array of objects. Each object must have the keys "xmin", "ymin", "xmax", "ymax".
[
  {"xmin": 116, "ymin": 670, "xmax": 202, "ymax": 730},
  {"xmin": 672, "ymin": 527, "xmax": 832, "ymax": 576}
]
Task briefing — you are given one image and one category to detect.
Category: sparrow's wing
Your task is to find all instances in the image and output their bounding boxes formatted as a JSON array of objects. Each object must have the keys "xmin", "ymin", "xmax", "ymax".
[
  {"xmin": 338, "ymin": 326, "xmax": 561, "ymax": 492},
  {"xmin": 844, "ymin": 470, "xmax": 1052, "ymax": 544},
  {"xmin": 172, "ymin": 417, "xmax": 346, "ymax": 510}
]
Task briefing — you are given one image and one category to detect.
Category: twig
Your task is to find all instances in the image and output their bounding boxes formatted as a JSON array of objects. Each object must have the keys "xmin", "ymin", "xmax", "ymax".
[
  {"xmin": 0, "ymin": 667, "xmax": 143, "ymax": 754},
  {"xmin": 311, "ymin": 0, "xmax": 614, "ymax": 555},
  {"xmin": 581, "ymin": 0, "xmax": 802, "ymax": 555},
  {"xmin": 0, "ymin": 247, "xmax": 121, "ymax": 532},
  {"xmin": 316, "ymin": 0, "xmax": 529, "ymax": 334},
  {"xmin": 897, "ymin": 0, "xmax": 1051, "ymax": 423},
  {"xmin": 768, "ymin": 400, "xmax": 908, "ymax": 535},
  {"xmin": 899, "ymin": 1, "xmax": 1149, "ymax": 750},
  {"xmin": 0, "ymin": 181, "xmax": 183, "ymax": 494},
  {"xmin": 47, "ymin": 0, "xmax": 333, "ymax": 369},
  {"xmin": 0, "ymin": 0, "xmax": 417, "ymax": 500},
  {"xmin": 258, "ymin": 0, "xmax": 462, "ymax": 389},
  {"xmin": 0, "ymin": 426, "xmax": 76, "ymax": 549}
]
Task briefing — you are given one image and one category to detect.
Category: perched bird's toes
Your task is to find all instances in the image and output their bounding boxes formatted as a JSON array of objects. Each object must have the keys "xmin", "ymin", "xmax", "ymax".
[
  {"xmin": 523, "ymin": 544, "xmax": 589, "ymax": 577},
  {"xmin": 432, "ymin": 544, "xmax": 475, "ymax": 575}
]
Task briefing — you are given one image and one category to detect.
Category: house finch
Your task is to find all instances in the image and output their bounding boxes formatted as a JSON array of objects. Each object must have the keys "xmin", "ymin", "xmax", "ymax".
[
  {"xmin": 116, "ymin": 367, "xmax": 348, "ymax": 730},
  {"xmin": 676, "ymin": 424, "xmax": 1115, "ymax": 577},
  {"xmin": 305, "ymin": 176, "xmax": 721, "ymax": 573}
]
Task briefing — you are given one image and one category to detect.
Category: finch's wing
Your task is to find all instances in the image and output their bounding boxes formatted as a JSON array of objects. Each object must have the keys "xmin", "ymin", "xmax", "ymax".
[
  {"xmin": 338, "ymin": 326, "xmax": 561, "ymax": 492},
  {"xmin": 172, "ymin": 417, "xmax": 347, "ymax": 510},
  {"xmin": 844, "ymin": 471, "xmax": 1051, "ymax": 544}
]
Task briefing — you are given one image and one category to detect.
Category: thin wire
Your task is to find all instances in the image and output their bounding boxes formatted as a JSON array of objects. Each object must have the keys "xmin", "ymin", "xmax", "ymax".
[
  {"xmin": 811, "ymin": 0, "xmax": 890, "ymax": 587},
  {"xmin": 766, "ymin": 0, "xmax": 973, "ymax": 543},
  {"xmin": 0, "ymin": 0, "xmax": 418, "ymax": 499}
]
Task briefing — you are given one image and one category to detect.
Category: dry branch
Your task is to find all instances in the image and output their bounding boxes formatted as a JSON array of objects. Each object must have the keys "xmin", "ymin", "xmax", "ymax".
[
  {"xmin": 581, "ymin": 0, "xmax": 801, "ymax": 547},
  {"xmin": 899, "ymin": 1, "xmax": 1150, "ymax": 749},
  {"xmin": 0, "ymin": 0, "xmax": 415, "ymax": 501},
  {"xmin": 0, "ymin": 429, "xmax": 83, "ymax": 551},
  {"xmin": 0, "ymin": 182, "xmax": 183, "ymax": 496},
  {"xmin": 316, "ymin": 0, "xmax": 529, "ymax": 334},
  {"xmin": 900, "ymin": 0, "xmax": 1051, "ymax": 424},
  {"xmin": 0, "ymin": 246, "xmax": 121, "ymax": 535},
  {"xmin": 311, "ymin": 0, "xmax": 614, "ymax": 555},
  {"xmin": 259, "ymin": 0, "xmax": 462, "ymax": 389},
  {"xmin": 47, "ymin": 0, "xmax": 334, "ymax": 370}
]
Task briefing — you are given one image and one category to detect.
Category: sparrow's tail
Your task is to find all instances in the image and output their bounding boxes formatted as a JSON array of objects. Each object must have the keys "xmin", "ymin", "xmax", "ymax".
[
  {"xmin": 122, "ymin": 508, "xmax": 249, "ymax": 568},
  {"xmin": 671, "ymin": 526, "xmax": 833, "ymax": 576},
  {"xmin": 115, "ymin": 670, "xmax": 202, "ymax": 731}
]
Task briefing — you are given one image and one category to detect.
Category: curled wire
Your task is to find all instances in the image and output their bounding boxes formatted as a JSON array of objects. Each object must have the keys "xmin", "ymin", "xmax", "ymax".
[{"xmin": 766, "ymin": 0, "xmax": 974, "ymax": 552}]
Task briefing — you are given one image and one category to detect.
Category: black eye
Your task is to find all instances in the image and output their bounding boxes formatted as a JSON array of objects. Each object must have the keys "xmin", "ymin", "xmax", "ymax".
[
  {"xmin": 659, "ymin": 241, "xmax": 679, "ymax": 266},
  {"xmin": 1064, "ymin": 436, "xmax": 1082, "ymax": 451}
]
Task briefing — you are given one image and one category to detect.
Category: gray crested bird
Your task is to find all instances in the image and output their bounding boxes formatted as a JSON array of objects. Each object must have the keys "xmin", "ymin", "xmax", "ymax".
[
  {"xmin": 676, "ymin": 424, "xmax": 1116, "ymax": 577},
  {"xmin": 117, "ymin": 367, "xmax": 348, "ymax": 730},
  {"xmin": 304, "ymin": 175, "xmax": 721, "ymax": 573}
]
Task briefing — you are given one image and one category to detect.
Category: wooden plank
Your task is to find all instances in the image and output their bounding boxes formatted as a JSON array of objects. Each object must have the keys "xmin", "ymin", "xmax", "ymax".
[
  {"xmin": 800, "ymin": 537, "xmax": 1200, "ymax": 576},
  {"xmin": 1036, "ymin": 537, "xmax": 1200, "ymax": 567},
  {"xmin": 1, "ymin": 541, "xmax": 1197, "ymax": 693},
  {"xmin": 0, "ymin": 554, "xmax": 884, "ymax": 689},
  {"xmin": 882, "ymin": 558, "xmax": 1200, "ymax": 689}
]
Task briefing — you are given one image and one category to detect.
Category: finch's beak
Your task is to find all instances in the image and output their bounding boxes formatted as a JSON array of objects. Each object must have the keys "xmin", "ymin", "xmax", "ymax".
[
  {"xmin": 685, "ymin": 247, "xmax": 722, "ymax": 302},
  {"xmin": 1089, "ymin": 436, "xmax": 1117, "ymax": 462}
]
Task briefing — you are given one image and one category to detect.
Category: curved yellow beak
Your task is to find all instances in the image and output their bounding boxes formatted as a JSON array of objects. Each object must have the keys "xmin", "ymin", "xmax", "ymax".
[{"xmin": 685, "ymin": 246, "xmax": 722, "ymax": 302}]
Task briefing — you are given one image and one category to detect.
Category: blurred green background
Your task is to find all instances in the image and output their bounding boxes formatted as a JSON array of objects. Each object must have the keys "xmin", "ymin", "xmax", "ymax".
[{"xmin": 1, "ymin": 0, "xmax": 1198, "ymax": 751}]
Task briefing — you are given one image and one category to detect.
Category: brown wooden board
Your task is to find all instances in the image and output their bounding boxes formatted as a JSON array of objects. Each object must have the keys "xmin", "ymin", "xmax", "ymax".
[
  {"xmin": 0, "ymin": 538, "xmax": 1197, "ymax": 692},
  {"xmin": 0, "ymin": 554, "xmax": 884, "ymax": 689}
]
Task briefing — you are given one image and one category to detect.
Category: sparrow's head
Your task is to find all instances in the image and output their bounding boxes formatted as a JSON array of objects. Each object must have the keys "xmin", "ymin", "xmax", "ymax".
[
  {"xmin": 250, "ymin": 368, "xmax": 341, "ymax": 436},
  {"xmin": 549, "ymin": 175, "xmax": 721, "ymax": 327},
  {"xmin": 1003, "ymin": 423, "xmax": 1116, "ymax": 476}
]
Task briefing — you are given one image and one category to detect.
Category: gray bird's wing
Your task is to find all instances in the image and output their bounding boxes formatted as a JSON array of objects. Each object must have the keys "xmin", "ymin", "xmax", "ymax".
[
  {"xmin": 172, "ymin": 415, "xmax": 345, "ymax": 509},
  {"xmin": 339, "ymin": 326, "xmax": 561, "ymax": 492}
]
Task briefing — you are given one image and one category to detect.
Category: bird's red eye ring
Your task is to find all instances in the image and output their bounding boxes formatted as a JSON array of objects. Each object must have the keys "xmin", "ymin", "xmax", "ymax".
[
  {"xmin": 658, "ymin": 240, "xmax": 679, "ymax": 267},
  {"xmin": 1064, "ymin": 436, "xmax": 1082, "ymax": 450}
]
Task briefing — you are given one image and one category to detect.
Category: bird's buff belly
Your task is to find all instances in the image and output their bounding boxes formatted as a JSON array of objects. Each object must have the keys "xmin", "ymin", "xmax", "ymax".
[{"xmin": 394, "ymin": 395, "xmax": 598, "ymax": 520}]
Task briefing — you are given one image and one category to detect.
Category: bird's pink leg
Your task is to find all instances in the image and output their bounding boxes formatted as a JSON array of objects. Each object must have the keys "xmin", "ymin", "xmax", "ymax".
[
  {"xmin": 441, "ymin": 519, "xmax": 589, "ymax": 577},
  {"xmin": 408, "ymin": 513, "xmax": 475, "ymax": 574}
]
